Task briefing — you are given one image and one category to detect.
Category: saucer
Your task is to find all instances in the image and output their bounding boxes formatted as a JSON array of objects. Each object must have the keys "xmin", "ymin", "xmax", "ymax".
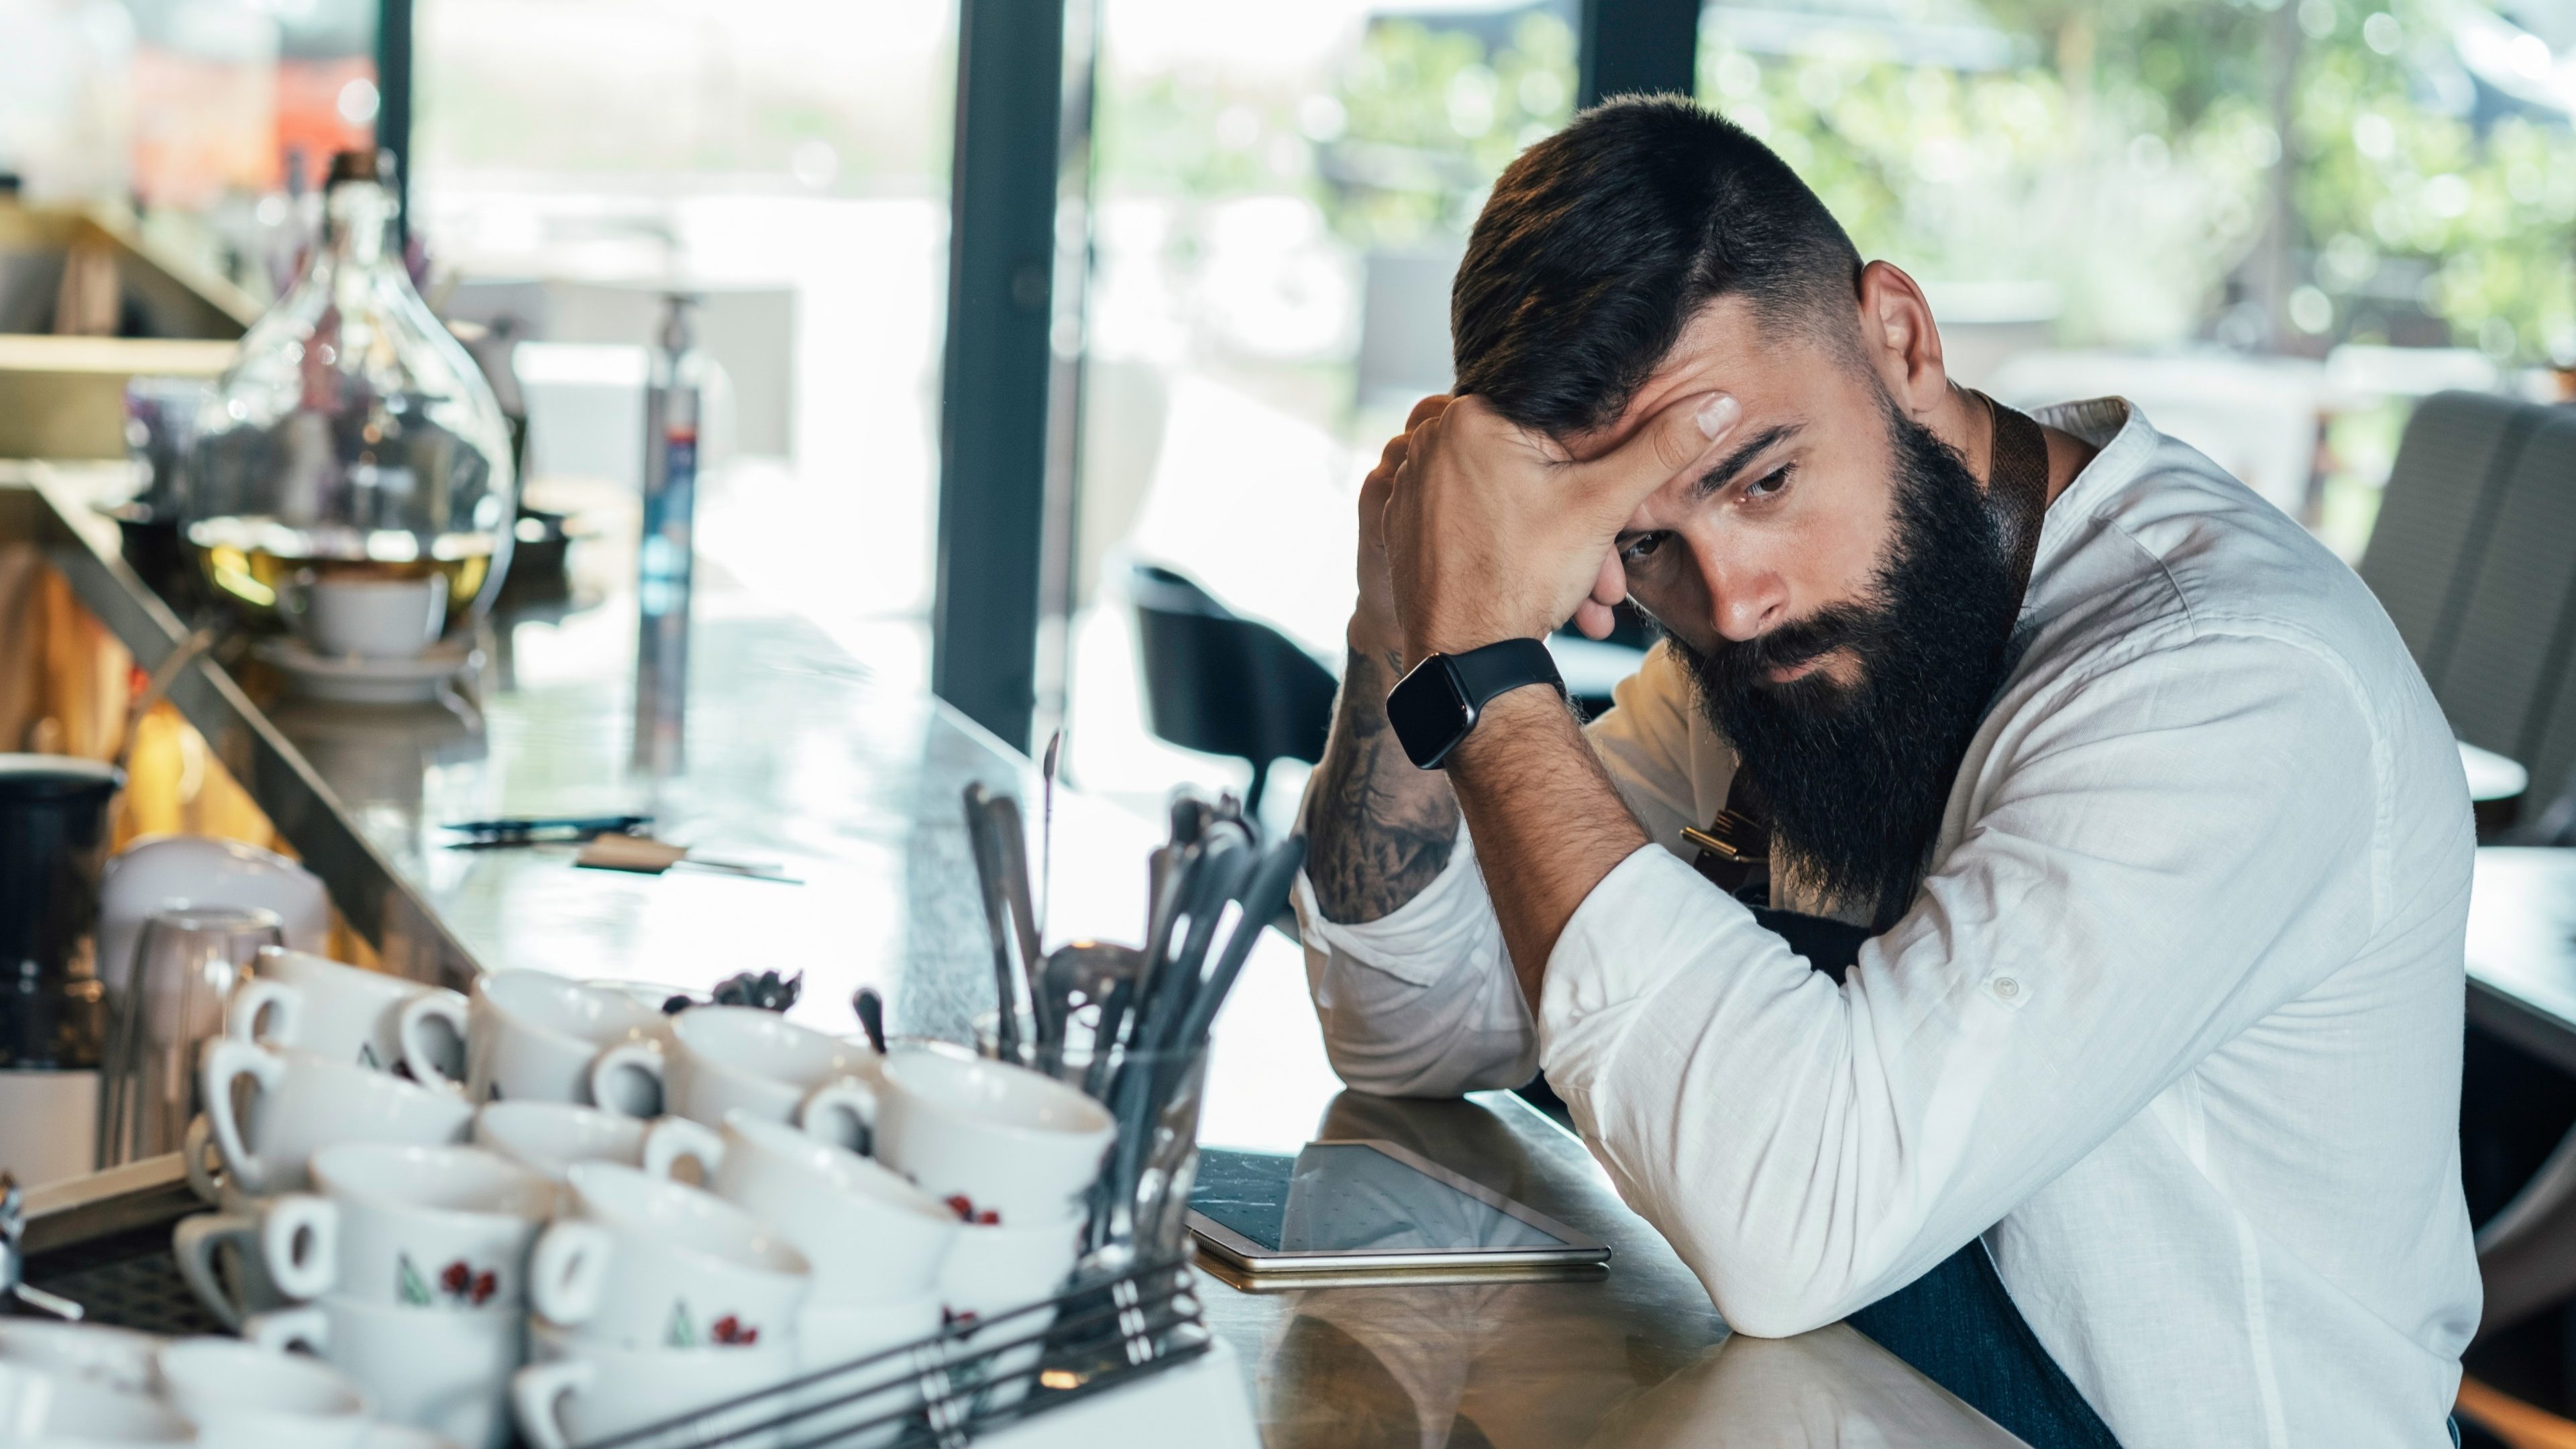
[{"xmin": 254, "ymin": 636, "xmax": 480, "ymax": 704}]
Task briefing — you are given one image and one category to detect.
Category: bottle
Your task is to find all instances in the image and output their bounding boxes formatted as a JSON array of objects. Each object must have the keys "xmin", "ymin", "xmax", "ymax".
[
  {"xmin": 186, "ymin": 148, "xmax": 516, "ymax": 641},
  {"xmin": 633, "ymin": 293, "xmax": 706, "ymax": 773}
]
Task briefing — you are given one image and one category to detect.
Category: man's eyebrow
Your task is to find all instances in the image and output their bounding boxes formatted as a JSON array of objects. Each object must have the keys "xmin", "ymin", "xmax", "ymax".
[{"xmin": 1688, "ymin": 423, "xmax": 1802, "ymax": 500}]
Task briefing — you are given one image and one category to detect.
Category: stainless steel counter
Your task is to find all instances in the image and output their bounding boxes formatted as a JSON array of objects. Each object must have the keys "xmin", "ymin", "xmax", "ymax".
[{"xmin": 5, "ymin": 464, "xmax": 2021, "ymax": 1446}]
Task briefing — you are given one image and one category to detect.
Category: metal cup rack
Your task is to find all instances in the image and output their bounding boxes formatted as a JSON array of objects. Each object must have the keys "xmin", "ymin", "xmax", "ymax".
[
  {"xmin": 5, "ymin": 1157, "xmax": 1227, "ymax": 1449},
  {"xmin": 563, "ymin": 1254, "xmax": 1211, "ymax": 1449}
]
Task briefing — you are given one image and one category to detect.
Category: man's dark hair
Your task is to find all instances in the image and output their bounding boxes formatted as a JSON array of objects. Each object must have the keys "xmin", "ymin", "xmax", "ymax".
[{"xmin": 1451, "ymin": 96, "xmax": 1864, "ymax": 437}]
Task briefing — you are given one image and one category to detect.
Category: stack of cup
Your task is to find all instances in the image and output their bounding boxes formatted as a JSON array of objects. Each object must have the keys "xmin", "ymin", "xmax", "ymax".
[
  {"xmin": 0, "ymin": 1318, "xmax": 453, "ymax": 1449},
  {"xmin": 512, "ymin": 1162, "xmax": 811, "ymax": 1449},
  {"xmin": 859, "ymin": 1047, "xmax": 1113, "ymax": 1410},
  {"xmin": 177, "ymin": 1040, "xmax": 474, "ymax": 1325},
  {"xmin": 641, "ymin": 1112, "xmax": 959, "ymax": 1446},
  {"xmin": 223, "ymin": 1143, "xmax": 553, "ymax": 1449},
  {"xmin": 174, "ymin": 947, "xmax": 476, "ymax": 1323}
]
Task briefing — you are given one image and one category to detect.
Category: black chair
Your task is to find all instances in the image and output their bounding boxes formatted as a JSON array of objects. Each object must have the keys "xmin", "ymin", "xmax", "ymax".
[{"xmin": 1127, "ymin": 561, "xmax": 1339, "ymax": 820}]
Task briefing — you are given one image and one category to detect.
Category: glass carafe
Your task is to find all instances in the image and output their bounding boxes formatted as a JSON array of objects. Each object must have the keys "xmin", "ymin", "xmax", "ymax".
[{"xmin": 186, "ymin": 150, "xmax": 516, "ymax": 640}]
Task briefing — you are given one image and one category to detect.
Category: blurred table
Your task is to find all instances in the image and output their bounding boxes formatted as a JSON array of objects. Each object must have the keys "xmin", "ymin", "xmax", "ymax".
[
  {"xmin": 5, "ymin": 464, "xmax": 2022, "ymax": 1445},
  {"xmin": 2468, "ymin": 848, "xmax": 2576, "ymax": 1074},
  {"xmin": 2463, "ymin": 742, "xmax": 2532, "ymax": 804}
]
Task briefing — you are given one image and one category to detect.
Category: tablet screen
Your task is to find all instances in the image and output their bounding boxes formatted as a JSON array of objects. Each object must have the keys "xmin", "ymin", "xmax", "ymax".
[{"xmin": 1191, "ymin": 1143, "xmax": 1574, "ymax": 1254}]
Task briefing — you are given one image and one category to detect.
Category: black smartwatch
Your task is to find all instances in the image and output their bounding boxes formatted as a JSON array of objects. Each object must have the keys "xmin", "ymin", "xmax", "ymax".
[{"xmin": 1385, "ymin": 638, "xmax": 1567, "ymax": 769}]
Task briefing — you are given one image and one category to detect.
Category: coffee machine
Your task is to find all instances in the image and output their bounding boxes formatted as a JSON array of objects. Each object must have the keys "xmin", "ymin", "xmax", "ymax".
[{"xmin": 0, "ymin": 755, "xmax": 120, "ymax": 1186}]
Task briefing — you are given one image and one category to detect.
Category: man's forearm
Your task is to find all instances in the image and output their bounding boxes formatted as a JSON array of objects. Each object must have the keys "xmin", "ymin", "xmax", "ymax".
[
  {"xmin": 1445, "ymin": 687, "xmax": 1648, "ymax": 1010},
  {"xmin": 1301, "ymin": 643, "xmax": 1462, "ymax": 924}
]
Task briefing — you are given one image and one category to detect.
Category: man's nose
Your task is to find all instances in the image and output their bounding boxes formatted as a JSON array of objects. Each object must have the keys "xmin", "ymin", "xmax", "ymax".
[{"xmin": 1701, "ymin": 551, "xmax": 1788, "ymax": 643}]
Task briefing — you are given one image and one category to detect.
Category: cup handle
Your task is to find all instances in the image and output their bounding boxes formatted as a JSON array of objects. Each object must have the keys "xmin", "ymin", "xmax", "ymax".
[
  {"xmin": 510, "ymin": 1359, "xmax": 596, "ymax": 1449},
  {"xmin": 638, "ymin": 1116, "xmax": 726, "ymax": 1181},
  {"xmin": 226, "ymin": 977, "xmax": 301, "ymax": 1049},
  {"xmin": 257, "ymin": 1193, "xmax": 339, "ymax": 1301},
  {"xmin": 397, "ymin": 988, "xmax": 472, "ymax": 1089},
  {"xmin": 172, "ymin": 1211, "xmax": 258, "ymax": 1328},
  {"xmin": 796, "ymin": 1077, "xmax": 878, "ymax": 1154},
  {"xmin": 182, "ymin": 1114, "xmax": 223, "ymax": 1205},
  {"xmin": 201, "ymin": 1038, "xmax": 286, "ymax": 1197},
  {"xmin": 241, "ymin": 1303, "xmax": 329, "ymax": 1356},
  {"xmin": 527, "ymin": 1220, "xmax": 612, "ymax": 1328},
  {"xmin": 586, "ymin": 1040, "xmax": 665, "ymax": 1118}
]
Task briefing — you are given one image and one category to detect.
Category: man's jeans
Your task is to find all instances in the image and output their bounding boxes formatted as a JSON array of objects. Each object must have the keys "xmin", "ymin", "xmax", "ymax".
[{"xmin": 1756, "ymin": 905, "xmax": 2124, "ymax": 1449}]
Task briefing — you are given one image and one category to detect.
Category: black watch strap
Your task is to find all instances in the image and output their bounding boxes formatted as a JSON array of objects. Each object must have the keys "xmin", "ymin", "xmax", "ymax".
[
  {"xmin": 1386, "ymin": 637, "xmax": 1567, "ymax": 770},
  {"xmin": 1446, "ymin": 637, "xmax": 1564, "ymax": 710}
]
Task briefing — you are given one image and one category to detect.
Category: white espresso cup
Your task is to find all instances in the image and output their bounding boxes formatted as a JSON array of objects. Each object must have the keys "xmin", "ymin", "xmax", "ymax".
[
  {"xmin": 227, "ymin": 948, "xmax": 468, "ymax": 1085},
  {"xmin": 174, "ymin": 1199, "xmax": 333, "ymax": 1330},
  {"xmin": 286, "ymin": 572, "xmax": 448, "ymax": 660},
  {"xmin": 936, "ymin": 1211, "xmax": 1087, "ymax": 1416},
  {"xmin": 859, "ymin": 1047, "xmax": 1115, "ymax": 1227},
  {"xmin": 472, "ymin": 1102, "xmax": 721, "ymax": 1185},
  {"xmin": 243, "ymin": 1296, "xmax": 523, "ymax": 1449},
  {"xmin": 527, "ymin": 1162, "xmax": 811, "ymax": 1352},
  {"xmin": 0, "ymin": 1359, "xmax": 194, "ymax": 1445},
  {"xmin": 511, "ymin": 1322, "xmax": 801, "ymax": 1449},
  {"xmin": 158, "ymin": 1336, "xmax": 372, "ymax": 1449},
  {"xmin": 791, "ymin": 1292, "xmax": 943, "ymax": 1448},
  {"xmin": 642, "ymin": 1111, "xmax": 959, "ymax": 1307},
  {"xmin": 200, "ymin": 1040, "xmax": 475, "ymax": 1197},
  {"xmin": 661, "ymin": 1008, "xmax": 878, "ymax": 1149},
  {"xmin": 466, "ymin": 972, "xmax": 667, "ymax": 1114},
  {"xmin": 0, "ymin": 1322, "xmax": 163, "ymax": 1397},
  {"xmin": 256, "ymin": 1144, "xmax": 555, "ymax": 1314}
]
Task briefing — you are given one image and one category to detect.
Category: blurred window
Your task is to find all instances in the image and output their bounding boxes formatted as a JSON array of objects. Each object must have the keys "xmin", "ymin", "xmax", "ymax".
[
  {"xmin": 1065, "ymin": 0, "xmax": 1578, "ymax": 819},
  {"xmin": 411, "ymin": 0, "xmax": 957, "ymax": 685}
]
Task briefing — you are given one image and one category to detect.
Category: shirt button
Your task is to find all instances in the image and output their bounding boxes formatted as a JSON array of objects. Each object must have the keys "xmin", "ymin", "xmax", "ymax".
[{"xmin": 1992, "ymin": 977, "xmax": 2021, "ymax": 1000}]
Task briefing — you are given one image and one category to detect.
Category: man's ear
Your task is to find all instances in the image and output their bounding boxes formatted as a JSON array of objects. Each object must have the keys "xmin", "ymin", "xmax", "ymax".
[{"xmin": 1856, "ymin": 261, "xmax": 1947, "ymax": 420}]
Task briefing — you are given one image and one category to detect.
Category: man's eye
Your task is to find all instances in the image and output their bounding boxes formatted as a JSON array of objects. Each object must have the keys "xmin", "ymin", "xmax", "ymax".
[
  {"xmin": 1744, "ymin": 465, "xmax": 1792, "ymax": 499},
  {"xmin": 1620, "ymin": 533, "xmax": 1668, "ymax": 565}
]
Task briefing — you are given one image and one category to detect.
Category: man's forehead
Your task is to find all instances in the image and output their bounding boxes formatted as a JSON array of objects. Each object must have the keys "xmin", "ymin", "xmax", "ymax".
[{"xmin": 1559, "ymin": 297, "xmax": 1821, "ymax": 462}]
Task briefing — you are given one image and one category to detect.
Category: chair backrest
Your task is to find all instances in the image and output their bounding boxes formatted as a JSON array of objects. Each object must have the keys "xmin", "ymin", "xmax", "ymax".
[
  {"xmin": 1127, "ymin": 563, "xmax": 1338, "ymax": 775},
  {"xmin": 2358, "ymin": 391, "xmax": 2544, "ymax": 678},
  {"xmin": 2428, "ymin": 411, "xmax": 2576, "ymax": 765}
]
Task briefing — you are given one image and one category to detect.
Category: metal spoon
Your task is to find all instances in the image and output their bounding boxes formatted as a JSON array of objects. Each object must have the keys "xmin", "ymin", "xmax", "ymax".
[
  {"xmin": 961, "ymin": 784, "xmax": 1022, "ymax": 1057},
  {"xmin": 981, "ymin": 792, "xmax": 1049, "ymax": 1048},
  {"xmin": 1039, "ymin": 729, "xmax": 1063, "ymax": 941}
]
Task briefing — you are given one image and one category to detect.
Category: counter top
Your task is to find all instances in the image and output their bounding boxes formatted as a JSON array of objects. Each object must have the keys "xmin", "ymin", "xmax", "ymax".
[{"xmin": 4, "ymin": 464, "xmax": 2021, "ymax": 1446}]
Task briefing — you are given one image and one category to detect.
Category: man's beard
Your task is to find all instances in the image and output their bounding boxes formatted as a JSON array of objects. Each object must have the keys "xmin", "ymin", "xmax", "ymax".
[{"xmin": 1670, "ymin": 398, "xmax": 2028, "ymax": 930}]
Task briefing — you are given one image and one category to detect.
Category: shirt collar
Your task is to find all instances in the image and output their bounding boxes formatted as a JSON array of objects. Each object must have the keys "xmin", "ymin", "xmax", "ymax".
[{"xmin": 2024, "ymin": 396, "xmax": 2161, "ymax": 596}]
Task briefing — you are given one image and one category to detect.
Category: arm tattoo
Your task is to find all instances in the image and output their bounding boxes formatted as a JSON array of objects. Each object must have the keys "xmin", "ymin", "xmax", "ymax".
[{"xmin": 1301, "ymin": 648, "xmax": 1462, "ymax": 924}]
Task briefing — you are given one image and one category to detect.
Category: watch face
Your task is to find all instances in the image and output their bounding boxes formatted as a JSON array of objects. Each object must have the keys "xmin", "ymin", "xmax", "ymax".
[{"xmin": 1387, "ymin": 657, "xmax": 1474, "ymax": 769}]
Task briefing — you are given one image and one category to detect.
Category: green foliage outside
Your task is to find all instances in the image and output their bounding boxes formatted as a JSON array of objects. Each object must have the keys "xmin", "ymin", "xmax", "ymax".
[
  {"xmin": 1093, "ymin": 0, "xmax": 2576, "ymax": 362},
  {"xmin": 1697, "ymin": 0, "xmax": 2576, "ymax": 359}
]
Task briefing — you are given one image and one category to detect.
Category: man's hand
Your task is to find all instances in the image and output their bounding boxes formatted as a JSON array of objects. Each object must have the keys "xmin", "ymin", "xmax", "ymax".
[
  {"xmin": 1350, "ymin": 394, "xmax": 1452, "ymax": 661},
  {"xmin": 1381, "ymin": 390, "xmax": 1738, "ymax": 665}
]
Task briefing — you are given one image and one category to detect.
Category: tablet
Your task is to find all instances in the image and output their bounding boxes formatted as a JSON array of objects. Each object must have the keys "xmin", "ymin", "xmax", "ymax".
[{"xmin": 1185, "ymin": 1139, "xmax": 1610, "ymax": 1274}]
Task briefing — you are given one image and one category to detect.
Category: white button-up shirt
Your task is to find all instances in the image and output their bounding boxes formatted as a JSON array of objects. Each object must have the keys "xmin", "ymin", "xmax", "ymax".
[{"xmin": 1295, "ymin": 399, "xmax": 2481, "ymax": 1448}]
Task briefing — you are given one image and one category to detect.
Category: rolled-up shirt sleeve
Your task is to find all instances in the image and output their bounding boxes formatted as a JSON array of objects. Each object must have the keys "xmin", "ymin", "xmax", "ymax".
[
  {"xmin": 1293, "ymin": 822, "xmax": 1535, "ymax": 1096},
  {"xmin": 1293, "ymin": 641, "xmax": 1719, "ymax": 1097},
  {"xmin": 1537, "ymin": 632, "xmax": 2386, "ymax": 1338}
]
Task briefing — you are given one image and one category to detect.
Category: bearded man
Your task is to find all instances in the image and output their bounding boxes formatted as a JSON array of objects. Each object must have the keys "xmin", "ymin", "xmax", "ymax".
[{"xmin": 1294, "ymin": 97, "xmax": 2479, "ymax": 1448}]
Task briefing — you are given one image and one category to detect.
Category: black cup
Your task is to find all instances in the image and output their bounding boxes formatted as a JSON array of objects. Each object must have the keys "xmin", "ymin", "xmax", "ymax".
[{"xmin": 0, "ymin": 757, "xmax": 122, "ymax": 1069}]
